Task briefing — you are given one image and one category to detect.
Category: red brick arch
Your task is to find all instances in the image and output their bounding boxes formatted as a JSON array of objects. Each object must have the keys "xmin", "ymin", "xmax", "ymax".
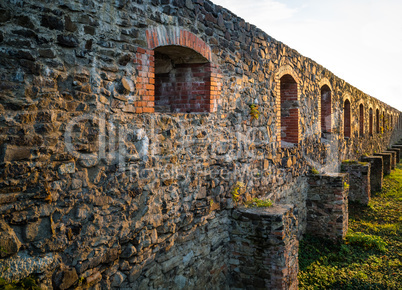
[
  {"xmin": 359, "ymin": 103, "xmax": 364, "ymax": 137},
  {"xmin": 369, "ymin": 107, "xmax": 373, "ymax": 136},
  {"xmin": 146, "ymin": 27, "xmax": 212, "ymax": 61},
  {"xmin": 274, "ymin": 65, "xmax": 301, "ymax": 146},
  {"xmin": 319, "ymin": 78, "xmax": 332, "ymax": 135},
  {"xmin": 133, "ymin": 27, "xmax": 221, "ymax": 113},
  {"xmin": 376, "ymin": 108, "xmax": 380, "ymax": 133},
  {"xmin": 343, "ymin": 97, "xmax": 351, "ymax": 138}
]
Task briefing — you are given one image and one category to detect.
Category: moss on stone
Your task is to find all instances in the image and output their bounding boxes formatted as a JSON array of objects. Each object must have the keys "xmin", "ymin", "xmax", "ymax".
[{"xmin": 342, "ymin": 160, "xmax": 358, "ymax": 164}]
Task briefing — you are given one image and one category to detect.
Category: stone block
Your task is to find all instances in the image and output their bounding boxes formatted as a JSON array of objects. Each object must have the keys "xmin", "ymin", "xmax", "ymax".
[
  {"xmin": 388, "ymin": 147, "xmax": 401, "ymax": 163},
  {"xmin": 361, "ymin": 156, "xmax": 383, "ymax": 193},
  {"xmin": 307, "ymin": 173, "xmax": 349, "ymax": 240},
  {"xmin": 58, "ymin": 162, "xmax": 75, "ymax": 175},
  {"xmin": 341, "ymin": 161, "xmax": 370, "ymax": 205},
  {"xmin": 0, "ymin": 144, "xmax": 31, "ymax": 162},
  {"xmin": 384, "ymin": 151, "xmax": 397, "ymax": 169},
  {"xmin": 0, "ymin": 220, "xmax": 21, "ymax": 258},
  {"xmin": 229, "ymin": 205, "xmax": 298, "ymax": 289},
  {"xmin": 391, "ymin": 145, "xmax": 402, "ymax": 159},
  {"xmin": 374, "ymin": 153, "xmax": 392, "ymax": 175},
  {"xmin": 24, "ymin": 218, "xmax": 52, "ymax": 242},
  {"xmin": 52, "ymin": 265, "xmax": 79, "ymax": 290},
  {"xmin": 0, "ymin": 251, "xmax": 55, "ymax": 282}
]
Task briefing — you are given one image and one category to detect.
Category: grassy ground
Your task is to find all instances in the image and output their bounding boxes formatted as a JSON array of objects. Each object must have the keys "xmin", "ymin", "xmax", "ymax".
[{"xmin": 299, "ymin": 164, "xmax": 402, "ymax": 289}]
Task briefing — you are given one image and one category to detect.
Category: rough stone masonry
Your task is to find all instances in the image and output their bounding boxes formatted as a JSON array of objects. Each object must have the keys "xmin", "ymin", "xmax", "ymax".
[{"xmin": 0, "ymin": 0, "xmax": 402, "ymax": 289}]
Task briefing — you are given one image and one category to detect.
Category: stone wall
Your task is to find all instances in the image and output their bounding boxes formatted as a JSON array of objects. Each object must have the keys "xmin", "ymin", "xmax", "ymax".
[
  {"xmin": 387, "ymin": 148, "xmax": 400, "ymax": 164},
  {"xmin": 361, "ymin": 156, "xmax": 383, "ymax": 193},
  {"xmin": 306, "ymin": 173, "xmax": 349, "ymax": 241},
  {"xmin": 0, "ymin": 0, "xmax": 401, "ymax": 288},
  {"xmin": 385, "ymin": 150, "xmax": 397, "ymax": 170},
  {"xmin": 375, "ymin": 153, "xmax": 392, "ymax": 175},
  {"xmin": 391, "ymin": 145, "xmax": 402, "ymax": 159},
  {"xmin": 229, "ymin": 205, "xmax": 299, "ymax": 289},
  {"xmin": 340, "ymin": 162, "xmax": 370, "ymax": 205}
]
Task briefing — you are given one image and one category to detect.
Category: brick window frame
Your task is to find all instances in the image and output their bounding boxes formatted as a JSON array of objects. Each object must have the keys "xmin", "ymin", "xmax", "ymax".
[
  {"xmin": 343, "ymin": 98, "xmax": 351, "ymax": 139},
  {"xmin": 274, "ymin": 65, "xmax": 301, "ymax": 146},
  {"xmin": 369, "ymin": 108, "xmax": 373, "ymax": 136},
  {"xmin": 134, "ymin": 47, "xmax": 155, "ymax": 113},
  {"xmin": 359, "ymin": 103, "xmax": 364, "ymax": 137},
  {"xmin": 319, "ymin": 78, "xmax": 332, "ymax": 137},
  {"xmin": 388, "ymin": 113, "xmax": 391, "ymax": 130},
  {"xmin": 134, "ymin": 26, "xmax": 221, "ymax": 114}
]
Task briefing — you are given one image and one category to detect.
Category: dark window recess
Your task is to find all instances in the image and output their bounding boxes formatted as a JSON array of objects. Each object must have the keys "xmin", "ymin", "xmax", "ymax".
[
  {"xmin": 359, "ymin": 104, "xmax": 364, "ymax": 136},
  {"xmin": 344, "ymin": 100, "xmax": 351, "ymax": 138},
  {"xmin": 280, "ymin": 74, "xmax": 299, "ymax": 144},
  {"xmin": 154, "ymin": 45, "xmax": 212, "ymax": 113},
  {"xmin": 321, "ymin": 85, "xmax": 332, "ymax": 136},
  {"xmin": 369, "ymin": 108, "xmax": 373, "ymax": 136}
]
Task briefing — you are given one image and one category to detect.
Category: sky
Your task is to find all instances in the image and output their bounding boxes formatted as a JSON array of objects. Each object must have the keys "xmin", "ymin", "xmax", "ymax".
[{"xmin": 211, "ymin": 0, "xmax": 402, "ymax": 111}]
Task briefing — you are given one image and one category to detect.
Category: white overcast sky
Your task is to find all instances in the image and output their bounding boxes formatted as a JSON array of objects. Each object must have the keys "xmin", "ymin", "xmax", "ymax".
[{"xmin": 211, "ymin": 0, "xmax": 402, "ymax": 111}]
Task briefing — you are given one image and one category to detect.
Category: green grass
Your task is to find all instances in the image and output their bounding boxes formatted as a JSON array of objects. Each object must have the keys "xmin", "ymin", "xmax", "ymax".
[
  {"xmin": 299, "ymin": 164, "xmax": 402, "ymax": 289},
  {"xmin": 0, "ymin": 276, "xmax": 40, "ymax": 290},
  {"xmin": 345, "ymin": 232, "xmax": 388, "ymax": 252}
]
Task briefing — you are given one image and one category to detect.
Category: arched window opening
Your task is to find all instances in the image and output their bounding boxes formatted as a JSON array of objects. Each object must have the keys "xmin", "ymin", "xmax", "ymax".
[
  {"xmin": 321, "ymin": 85, "xmax": 332, "ymax": 136},
  {"xmin": 154, "ymin": 45, "xmax": 211, "ymax": 113},
  {"xmin": 376, "ymin": 109, "xmax": 380, "ymax": 133},
  {"xmin": 280, "ymin": 74, "xmax": 299, "ymax": 145},
  {"xmin": 388, "ymin": 114, "xmax": 391, "ymax": 130},
  {"xmin": 369, "ymin": 108, "xmax": 373, "ymax": 136},
  {"xmin": 359, "ymin": 104, "xmax": 364, "ymax": 137},
  {"xmin": 383, "ymin": 112, "xmax": 385, "ymax": 132},
  {"xmin": 344, "ymin": 100, "xmax": 351, "ymax": 138}
]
